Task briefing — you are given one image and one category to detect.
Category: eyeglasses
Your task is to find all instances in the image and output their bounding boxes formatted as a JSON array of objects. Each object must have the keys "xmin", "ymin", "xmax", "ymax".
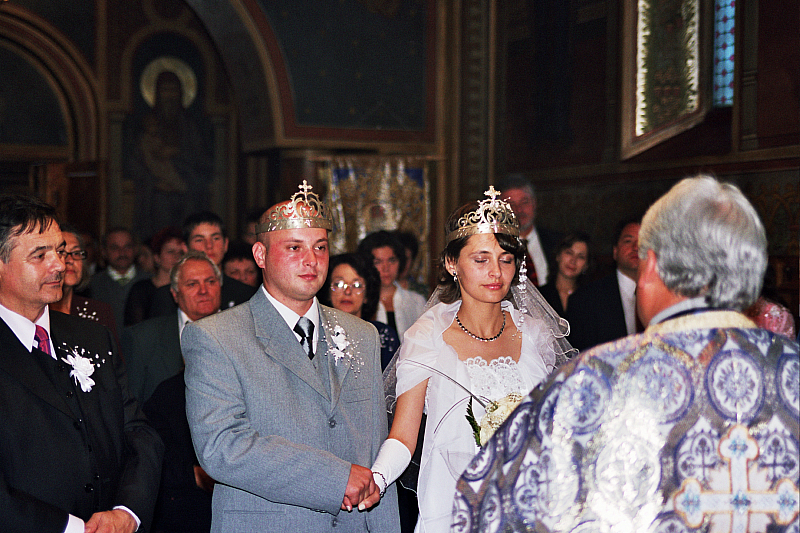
[
  {"xmin": 64, "ymin": 250, "xmax": 87, "ymax": 260},
  {"xmin": 330, "ymin": 280, "xmax": 366, "ymax": 294}
]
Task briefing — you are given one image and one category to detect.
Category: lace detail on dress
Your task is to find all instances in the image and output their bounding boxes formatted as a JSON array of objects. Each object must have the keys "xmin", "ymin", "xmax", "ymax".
[{"xmin": 464, "ymin": 356, "xmax": 525, "ymax": 401}]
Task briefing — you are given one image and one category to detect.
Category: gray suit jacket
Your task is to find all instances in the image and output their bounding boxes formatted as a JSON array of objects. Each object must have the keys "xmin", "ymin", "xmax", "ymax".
[{"xmin": 182, "ymin": 289, "xmax": 400, "ymax": 533}]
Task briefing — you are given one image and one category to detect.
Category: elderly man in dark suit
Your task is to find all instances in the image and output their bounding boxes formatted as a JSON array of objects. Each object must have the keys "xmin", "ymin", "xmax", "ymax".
[
  {"xmin": 0, "ymin": 194, "xmax": 162, "ymax": 533},
  {"xmin": 123, "ymin": 251, "xmax": 223, "ymax": 533},
  {"xmin": 123, "ymin": 250, "xmax": 222, "ymax": 404},
  {"xmin": 183, "ymin": 182, "xmax": 400, "ymax": 532},
  {"xmin": 498, "ymin": 174, "xmax": 562, "ymax": 286}
]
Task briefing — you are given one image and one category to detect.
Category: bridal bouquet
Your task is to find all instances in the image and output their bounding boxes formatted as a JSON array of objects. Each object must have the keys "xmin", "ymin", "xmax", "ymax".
[
  {"xmin": 466, "ymin": 392, "xmax": 524, "ymax": 447},
  {"xmin": 397, "ymin": 358, "xmax": 525, "ymax": 448}
]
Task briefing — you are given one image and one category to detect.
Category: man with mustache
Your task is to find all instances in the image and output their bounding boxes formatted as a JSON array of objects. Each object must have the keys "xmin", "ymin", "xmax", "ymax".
[
  {"xmin": 89, "ymin": 227, "xmax": 151, "ymax": 330},
  {"xmin": 0, "ymin": 194, "xmax": 162, "ymax": 533}
]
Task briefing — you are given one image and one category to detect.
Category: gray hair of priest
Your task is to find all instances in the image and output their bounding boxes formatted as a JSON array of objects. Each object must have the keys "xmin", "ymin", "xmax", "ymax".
[
  {"xmin": 638, "ymin": 175, "xmax": 767, "ymax": 310},
  {"xmin": 170, "ymin": 249, "xmax": 223, "ymax": 292}
]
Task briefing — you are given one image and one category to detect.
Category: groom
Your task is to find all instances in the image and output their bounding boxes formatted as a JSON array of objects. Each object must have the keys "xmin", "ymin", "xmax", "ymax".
[{"xmin": 183, "ymin": 182, "xmax": 400, "ymax": 532}]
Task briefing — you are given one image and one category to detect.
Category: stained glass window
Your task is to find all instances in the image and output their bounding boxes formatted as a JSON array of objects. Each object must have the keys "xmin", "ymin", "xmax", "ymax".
[{"xmin": 713, "ymin": 0, "xmax": 735, "ymax": 106}]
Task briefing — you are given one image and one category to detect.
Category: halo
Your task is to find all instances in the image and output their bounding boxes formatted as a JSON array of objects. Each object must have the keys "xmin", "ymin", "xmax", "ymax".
[{"xmin": 140, "ymin": 56, "xmax": 197, "ymax": 108}]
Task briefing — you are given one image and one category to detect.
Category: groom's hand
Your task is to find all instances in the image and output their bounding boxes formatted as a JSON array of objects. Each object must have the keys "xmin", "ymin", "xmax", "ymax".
[{"xmin": 341, "ymin": 464, "xmax": 378, "ymax": 512}]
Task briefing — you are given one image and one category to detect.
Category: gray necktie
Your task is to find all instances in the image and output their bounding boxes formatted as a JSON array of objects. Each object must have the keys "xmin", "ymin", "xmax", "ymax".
[{"xmin": 294, "ymin": 317, "xmax": 315, "ymax": 360}]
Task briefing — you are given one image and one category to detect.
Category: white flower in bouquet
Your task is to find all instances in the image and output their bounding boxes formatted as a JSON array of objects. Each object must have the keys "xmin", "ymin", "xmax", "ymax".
[{"xmin": 467, "ymin": 392, "xmax": 524, "ymax": 447}]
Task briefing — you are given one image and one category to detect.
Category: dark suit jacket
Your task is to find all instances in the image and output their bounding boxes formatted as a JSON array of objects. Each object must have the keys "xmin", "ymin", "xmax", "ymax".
[
  {"xmin": 0, "ymin": 311, "xmax": 163, "ymax": 533},
  {"xmin": 147, "ymin": 274, "xmax": 257, "ymax": 319},
  {"xmin": 124, "ymin": 278, "xmax": 158, "ymax": 326},
  {"xmin": 536, "ymin": 225, "xmax": 562, "ymax": 267},
  {"xmin": 537, "ymin": 282, "xmax": 565, "ymax": 319},
  {"xmin": 143, "ymin": 372, "xmax": 212, "ymax": 533},
  {"xmin": 89, "ymin": 269, "xmax": 151, "ymax": 333},
  {"xmin": 122, "ymin": 313, "xmax": 184, "ymax": 404},
  {"xmin": 566, "ymin": 271, "xmax": 627, "ymax": 351}
]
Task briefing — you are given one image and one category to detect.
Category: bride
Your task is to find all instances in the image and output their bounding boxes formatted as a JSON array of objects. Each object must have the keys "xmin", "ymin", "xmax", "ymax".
[{"xmin": 369, "ymin": 187, "xmax": 574, "ymax": 533}]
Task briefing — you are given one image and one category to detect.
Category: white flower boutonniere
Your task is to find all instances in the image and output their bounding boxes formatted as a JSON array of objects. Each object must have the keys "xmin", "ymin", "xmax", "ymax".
[
  {"xmin": 59, "ymin": 345, "xmax": 106, "ymax": 392},
  {"xmin": 324, "ymin": 320, "xmax": 365, "ymax": 376},
  {"xmin": 329, "ymin": 325, "xmax": 350, "ymax": 364}
]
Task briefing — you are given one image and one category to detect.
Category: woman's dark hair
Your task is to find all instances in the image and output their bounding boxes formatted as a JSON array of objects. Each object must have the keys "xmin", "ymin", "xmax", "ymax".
[
  {"xmin": 150, "ymin": 226, "xmax": 184, "ymax": 256},
  {"xmin": 437, "ymin": 201, "xmax": 526, "ymax": 304},
  {"xmin": 547, "ymin": 231, "xmax": 592, "ymax": 285},
  {"xmin": 320, "ymin": 252, "xmax": 382, "ymax": 320},
  {"xmin": 394, "ymin": 231, "xmax": 419, "ymax": 260},
  {"xmin": 356, "ymin": 230, "xmax": 407, "ymax": 275}
]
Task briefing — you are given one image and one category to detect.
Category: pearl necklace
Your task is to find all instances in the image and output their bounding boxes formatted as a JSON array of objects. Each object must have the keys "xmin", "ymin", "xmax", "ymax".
[{"xmin": 455, "ymin": 311, "xmax": 506, "ymax": 342}]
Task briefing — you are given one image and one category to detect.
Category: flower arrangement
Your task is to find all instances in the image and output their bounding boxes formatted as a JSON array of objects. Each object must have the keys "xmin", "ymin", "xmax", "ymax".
[
  {"xmin": 466, "ymin": 393, "xmax": 524, "ymax": 447},
  {"xmin": 61, "ymin": 350, "xmax": 96, "ymax": 392},
  {"xmin": 399, "ymin": 358, "xmax": 524, "ymax": 448}
]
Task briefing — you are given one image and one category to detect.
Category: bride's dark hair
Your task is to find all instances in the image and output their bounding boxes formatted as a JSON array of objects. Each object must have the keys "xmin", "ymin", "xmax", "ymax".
[{"xmin": 436, "ymin": 201, "xmax": 526, "ymax": 304}]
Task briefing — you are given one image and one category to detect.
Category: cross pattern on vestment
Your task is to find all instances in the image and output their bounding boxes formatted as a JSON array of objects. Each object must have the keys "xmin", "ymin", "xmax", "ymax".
[{"xmin": 673, "ymin": 425, "xmax": 800, "ymax": 529}]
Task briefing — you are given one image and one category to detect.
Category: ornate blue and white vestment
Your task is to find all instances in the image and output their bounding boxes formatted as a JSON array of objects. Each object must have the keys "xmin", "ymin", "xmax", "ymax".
[{"xmin": 454, "ymin": 308, "xmax": 800, "ymax": 533}]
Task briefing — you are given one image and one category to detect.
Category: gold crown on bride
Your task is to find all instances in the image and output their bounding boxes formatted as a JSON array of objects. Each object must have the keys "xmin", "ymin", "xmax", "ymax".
[
  {"xmin": 255, "ymin": 180, "xmax": 333, "ymax": 233},
  {"xmin": 446, "ymin": 186, "xmax": 520, "ymax": 243}
]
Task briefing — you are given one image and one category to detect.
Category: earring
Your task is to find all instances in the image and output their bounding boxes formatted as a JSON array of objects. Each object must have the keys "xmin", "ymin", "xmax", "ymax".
[
  {"xmin": 452, "ymin": 271, "xmax": 458, "ymax": 282},
  {"xmin": 517, "ymin": 254, "xmax": 528, "ymax": 325}
]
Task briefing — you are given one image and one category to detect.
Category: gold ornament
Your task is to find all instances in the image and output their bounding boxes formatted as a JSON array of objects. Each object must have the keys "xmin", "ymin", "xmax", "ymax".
[
  {"xmin": 255, "ymin": 180, "xmax": 333, "ymax": 233},
  {"xmin": 445, "ymin": 186, "xmax": 520, "ymax": 243}
]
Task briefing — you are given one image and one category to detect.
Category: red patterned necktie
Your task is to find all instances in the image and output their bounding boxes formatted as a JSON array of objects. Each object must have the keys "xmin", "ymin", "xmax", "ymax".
[{"xmin": 34, "ymin": 325, "xmax": 52, "ymax": 357}]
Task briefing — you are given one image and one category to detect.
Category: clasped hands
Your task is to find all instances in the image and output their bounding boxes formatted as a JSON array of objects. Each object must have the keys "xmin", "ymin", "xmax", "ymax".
[{"xmin": 341, "ymin": 464, "xmax": 381, "ymax": 512}]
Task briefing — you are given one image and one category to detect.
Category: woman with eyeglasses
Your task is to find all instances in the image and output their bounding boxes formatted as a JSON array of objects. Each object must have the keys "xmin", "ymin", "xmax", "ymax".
[
  {"xmin": 318, "ymin": 252, "xmax": 400, "ymax": 370},
  {"xmin": 51, "ymin": 224, "xmax": 119, "ymax": 339}
]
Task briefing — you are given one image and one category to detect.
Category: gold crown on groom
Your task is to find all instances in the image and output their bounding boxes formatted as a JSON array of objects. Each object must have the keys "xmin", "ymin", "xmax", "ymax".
[
  {"xmin": 255, "ymin": 180, "xmax": 333, "ymax": 233},
  {"xmin": 445, "ymin": 186, "xmax": 520, "ymax": 244}
]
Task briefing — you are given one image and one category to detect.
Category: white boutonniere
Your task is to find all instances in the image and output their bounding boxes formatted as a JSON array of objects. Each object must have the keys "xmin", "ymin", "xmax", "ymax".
[
  {"xmin": 329, "ymin": 325, "xmax": 350, "ymax": 363},
  {"xmin": 59, "ymin": 344, "xmax": 108, "ymax": 392},
  {"xmin": 324, "ymin": 320, "xmax": 365, "ymax": 375}
]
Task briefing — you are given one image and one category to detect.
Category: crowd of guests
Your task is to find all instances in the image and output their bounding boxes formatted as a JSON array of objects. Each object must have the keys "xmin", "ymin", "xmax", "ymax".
[{"xmin": 0, "ymin": 172, "xmax": 796, "ymax": 533}]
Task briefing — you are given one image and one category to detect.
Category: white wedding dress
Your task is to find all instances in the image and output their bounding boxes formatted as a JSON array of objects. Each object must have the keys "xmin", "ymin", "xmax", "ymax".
[{"xmin": 395, "ymin": 300, "xmax": 552, "ymax": 533}]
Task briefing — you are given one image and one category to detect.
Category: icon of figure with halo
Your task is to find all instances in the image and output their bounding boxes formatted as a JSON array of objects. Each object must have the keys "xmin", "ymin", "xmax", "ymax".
[{"xmin": 125, "ymin": 56, "xmax": 213, "ymax": 239}]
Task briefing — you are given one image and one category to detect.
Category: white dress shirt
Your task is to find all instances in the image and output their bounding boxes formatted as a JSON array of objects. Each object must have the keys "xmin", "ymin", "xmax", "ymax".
[
  {"xmin": 617, "ymin": 269, "xmax": 638, "ymax": 335},
  {"xmin": 262, "ymin": 286, "xmax": 321, "ymax": 352},
  {"xmin": 522, "ymin": 227, "xmax": 549, "ymax": 283},
  {"xmin": 0, "ymin": 302, "xmax": 53, "ymax": 356}
]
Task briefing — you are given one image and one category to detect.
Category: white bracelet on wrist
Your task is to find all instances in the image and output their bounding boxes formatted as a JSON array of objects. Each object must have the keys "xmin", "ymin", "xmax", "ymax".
[{"xmin": 372, "ymin": 471, "xmax": 388, "ymax": 497}]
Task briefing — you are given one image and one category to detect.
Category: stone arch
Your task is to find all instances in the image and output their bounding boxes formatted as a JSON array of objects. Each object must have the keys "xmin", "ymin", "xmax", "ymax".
[{"xmin": 0, "ymin": 4, "xmax": 98, "ymax": 160}]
